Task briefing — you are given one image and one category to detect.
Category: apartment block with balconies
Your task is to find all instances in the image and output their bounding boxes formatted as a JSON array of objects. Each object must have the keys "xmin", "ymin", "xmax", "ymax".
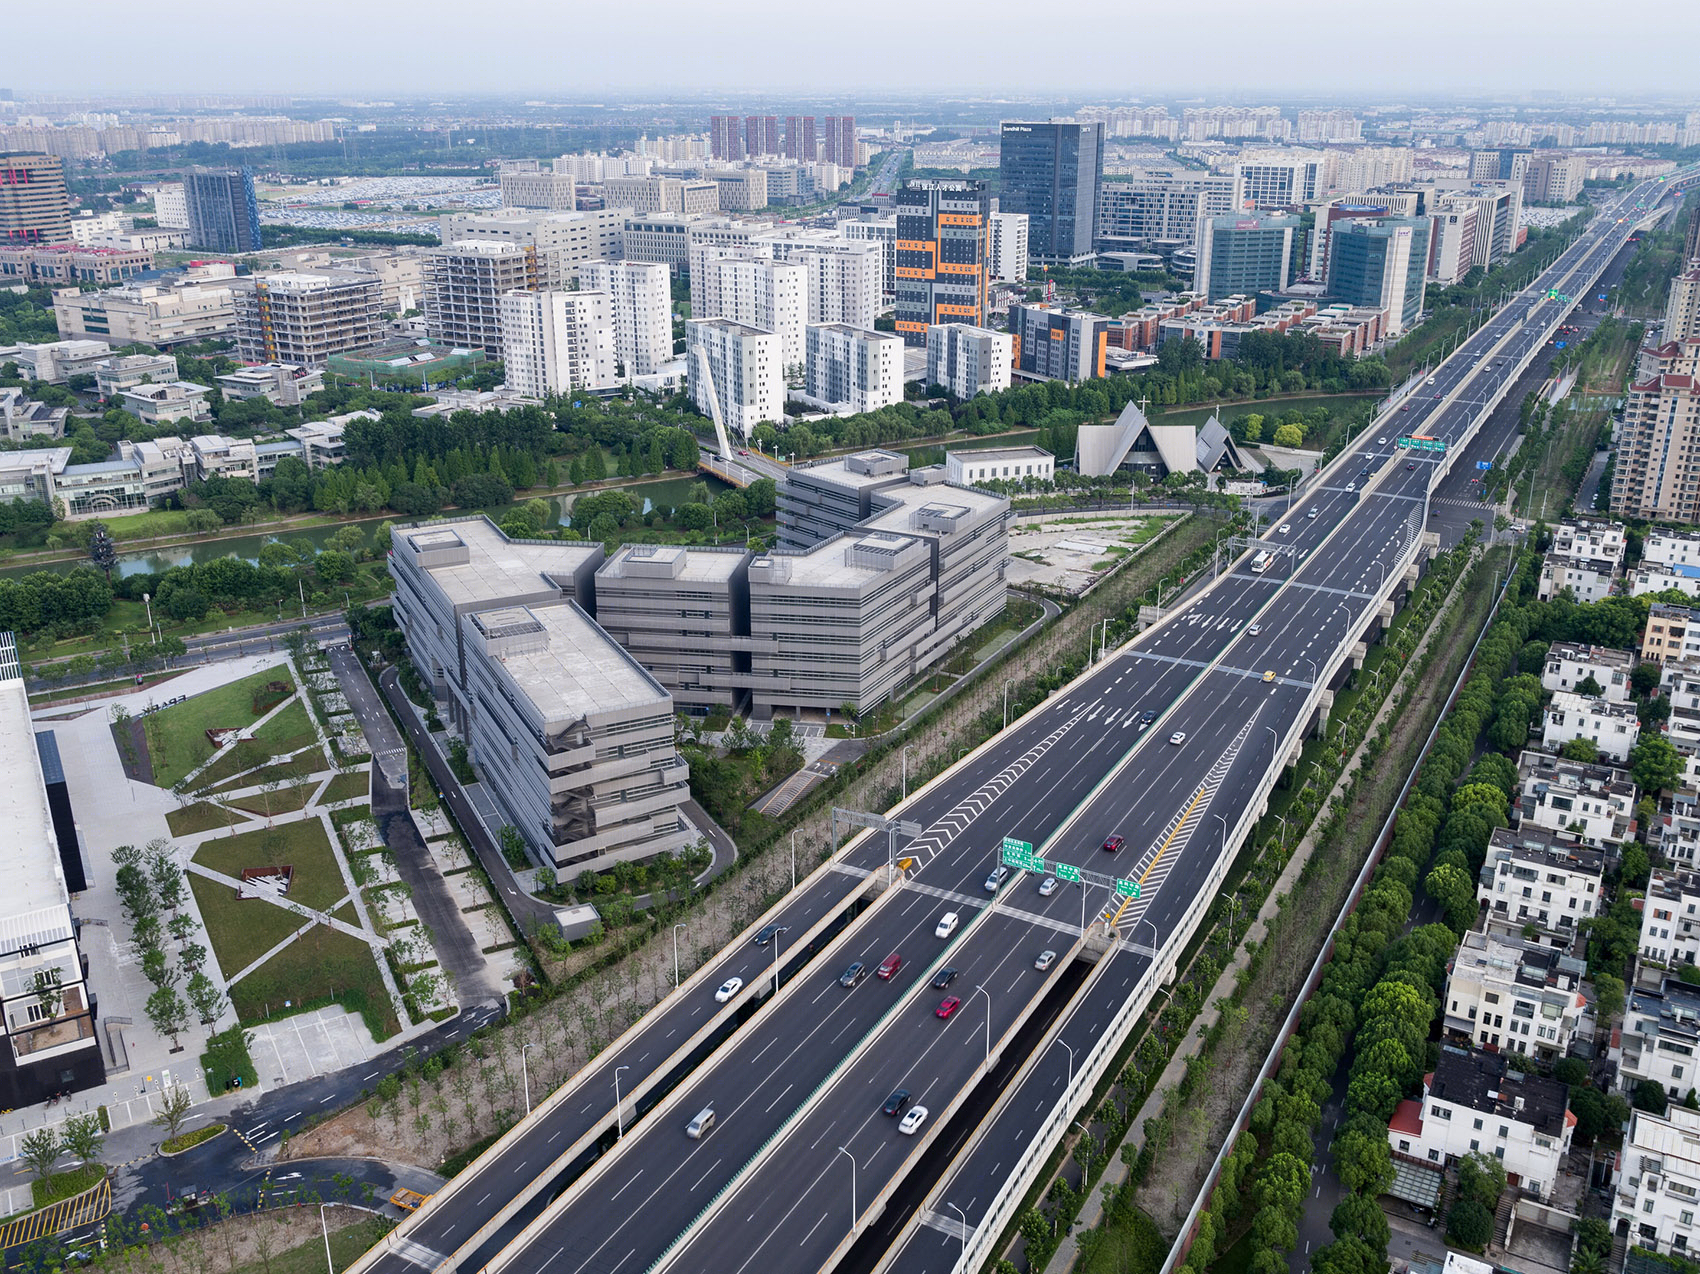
[{"xmin": 1478, "ymin": 827, "xmax": 1604, "ymax": 950}]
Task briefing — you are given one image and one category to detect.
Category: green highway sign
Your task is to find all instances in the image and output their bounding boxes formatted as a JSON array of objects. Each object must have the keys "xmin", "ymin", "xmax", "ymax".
[
  {"xmin": 1001, "ymin": 844, "xmax": 1043, "ymax": 872},
  {"xmin": 1116, "ymin": 878, "xmax": 1141, "ymax": 899},
  {"xmin": 1397, "ymin": 436, "xmax": 1448, "ymax": 453},
  {"xmin": 1055, "ymin": 863, "xmax": 1082, "ymax": 883},
  {"xmin": 1001, "ymin": 837, "xmax": 1031, "ymax": 855}
]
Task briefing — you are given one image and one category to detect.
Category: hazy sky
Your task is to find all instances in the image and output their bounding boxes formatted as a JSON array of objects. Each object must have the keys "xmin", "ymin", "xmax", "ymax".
[{"xmin": 23, "ymin": 0, "xmax": 1700, "ymax": 100}]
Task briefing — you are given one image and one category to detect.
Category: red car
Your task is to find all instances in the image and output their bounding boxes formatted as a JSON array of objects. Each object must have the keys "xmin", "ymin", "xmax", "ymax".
[
  {"xmin": 936, "ymin": 996, "xmax": 961, "ymax": 1019},
  {"xmin": 876, "ymin": 952, "xmax": 903, "ymax": 980},
  {"xmin": 1102, "ymin": 834, "xmax": 1125, "ymax": 855}
]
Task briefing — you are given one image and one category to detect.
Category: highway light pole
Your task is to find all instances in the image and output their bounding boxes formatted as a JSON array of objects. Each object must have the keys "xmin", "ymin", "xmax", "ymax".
[
  {"xmin": 1003, "ymin": 679, "xmax": 1017, "ymax": 729},
  {"xmin": 791, "ymin": 830, "xmax": 797, "ymax": 890},
  {"xmin": 773, "ymin": 927, "xmax": 782, "ymax": 994},
  {"xmin": 1304, "ymin": 657, "xmax": 1318, "ymax": 685},
  {"xmin": 613, "ymin": 1065, "xmax": 629, "ymax": 1140},
  {"xmin": 672, "ymin": 924, "xmax": 686, "ymax": 989},
  {"xmin": 902, "ymin": 745, "xmax": 915, "ymax": 801},
  {"xmin": 973, "ymin": 984, "xmax": 992, "ymax": 1064},
  {"xmin": 521, "ymin": 1043, "xmax": 533, "ymax": 1115},
  {"xmin": 946, "ymin": 1202, "xmax": 969, "ymax": 1263},
  {"xmin": 1049, "ymin": 1037, "xmax": 1076, "ymax": 1090},
  {"xmin": 1213, "ymin": 813, "xmax": 1228, "ymax": 857},
  {"xmin": 319, "ymin": 1204, "xmax": 334, "ymax": 1274},
  {"xmin": 837, "ymin": 1146, "xmax": 857, "ymax": 1234}
]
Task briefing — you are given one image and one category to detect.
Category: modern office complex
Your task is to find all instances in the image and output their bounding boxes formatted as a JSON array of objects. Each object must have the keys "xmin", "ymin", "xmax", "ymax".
[
  {"xmin": 0, "ymin": 152, "xmax": 71, "ymax": 245},
  {"xmin": 53, "ymin": 277, "xmax": 237, "ymax": 346},
  {"xmin": 803, "ymin": 322, "xmax": 903, "ymax": 415},
  {"xmin": 580, "ymin": 260, "xmax": 672, "ymax": 377},
  {"xmin": 424, "ymin": 240, "xmax": 541, "ymax": 354},
  {"xmin": 893, "ymin": 179, "xmax": 991, "ymax": 346},
  {"xmin": 1193, "ymin": 214, "xmax": 1297, "ymax": 301},
  {"xmin": 603, "ymin": 176, "xmax": 719, "ymax": 216},
  {"xmin": 1007, "ymin": 303, "xmax": 1109, "ymax": 383},
  {"xmin": 926, "ymin": 323, "xmax": 1013, "ymax": 399},
  {"xmin": 622, "ymin": 213, "xmax": 698, "ymax": 275},
  {"xmin": 183, "ymin": 167, "xmax": 261, "ymax": 254},
  {"xmin": 1232, "ymin": 155, "xmax": 1326, "ymax": 210},
  {"xmin": 231, "ymin": 270, "xmax": 385, "ymax": 366},
  {"xmin": 595, "ymin": 544, "xmax": 751, "ymax": 712},
  {"xmin": 498, "ymin": 160, "xmax": 578, "ymax": 211},
  {"xmin": 1094, "ymin": 172, "xmax": 1235, "ymax": 252},
  {"xmin": 685, "ymin": 317, "xmax": 783, "ymax": 436},
  {"xmin": 989, "ymin": 212, "xmax": 1029, "ymax": 283},
  {"xmin": 499, "ymin": 289, "xmax": 616, "ymax": 396},
  {"xmin": 437, "ymin": 209, "xmax": 625, "ymax": 287},
  {"xmin": 998, "ymin": 120, "xmax": 1103, "ymax": 265},
  {"xmin": 1327, "ymin": 217, "xmax": 1432, "ymax": 336}
]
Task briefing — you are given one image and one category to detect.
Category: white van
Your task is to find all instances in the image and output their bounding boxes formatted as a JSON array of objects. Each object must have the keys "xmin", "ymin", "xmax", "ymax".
[{"xmin": 686, "ymin": 1107, "xmax": 716, "ymax": 1139}]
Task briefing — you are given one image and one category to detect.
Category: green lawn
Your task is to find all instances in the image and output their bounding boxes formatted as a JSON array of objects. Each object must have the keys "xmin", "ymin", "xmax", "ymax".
[
  {"xmin": 203, "ymin": 748, "xmax": 322, "ymax": 794},
  {"xmin": 228, "ymin": 783, "xmax": 315, "ymax": 817},
  {"xmin": 226, "ymin": 1213, "xmax": 394, "ymax": 1274},
  {"xmin": 231, "ymin": 924, "xmax": 399, "ymax": 1041},
  {"xmin": 321, "ymin": 771, "xmax": 370, "ymax": 803},
  {"xmin": 140, "ymin": 665, "xmax": 291, "ymax": 788},
  {"xmin": 167, "ymin": 802, "xmax": 240, "ymax": 837},
  {"xmin": 192, "ymin": 817, "xmax": 347, "ymax": 911},
  {"xmin": 31, "ymin": 1164, "xmax": 105, "ymax": 1209},
  {"xmin": 188, "ymin": 873, "xmax": 307, "ymax": 980}
]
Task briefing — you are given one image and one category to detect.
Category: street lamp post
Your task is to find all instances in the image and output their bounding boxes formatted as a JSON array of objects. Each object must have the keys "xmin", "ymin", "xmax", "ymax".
[
  {"xmin": 836, "ymin": 1146, "xmax": 857, "ymax": 1234},
  {"xmin": 791, "ymin": 830, "xmax": 797, "ymax": 890},
  {"xmin": 1213, "ymin": 813, "xmax": 1228, "ymax": 856},
  {"xmin": 521, "ymin": 1042, "xmax": 533, "ymax": 1115},
  {"xmin": 672, "ymin": 923, "xmax": 686, "ymax": 989},
  {"xmin": 1003, "ymin": 679, "xmax": 1017, "ymax": 729},
  {"xmin": 946, "ymin": 1202, "xmax": 969, "ymax": 1263},
  {"xmin": 1049, "ymin": 1037, "xmax": 1076, "ymax": 1090},
  {"xmin": 972, "ymin": 984, "xmax": 992, "ymax": 1064},
  {"xmin": 319, "ymin": 1204, "xmax": 335, "ymax": 1274},
  {"xmin": 773, "ymin": 927, "xmax": 782, "ymax": 994},
  {"xmin": 614, "ymin": 1065, "xmax": 630, "ymax": 1140},
  {"xmin": 902, "ymin": 745, "xmax": 915, "ymax": 801},
  {"xmin": 1304, "ymin": 657, "xmax": 1318, "ymax": 685}
]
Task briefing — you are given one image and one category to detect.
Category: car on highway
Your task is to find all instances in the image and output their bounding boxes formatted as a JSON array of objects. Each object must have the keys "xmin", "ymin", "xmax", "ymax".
[
  {"xmin": 883, "ymin": 1089, "xmax": 914, "ymax": 1116},
  {"xmin": 685, "ymin": 1107, "xmax": 716, "ymax": 1139},
  {"xmin": 1102, "ymin": 834, "xmax": 1125, "ymax": 855},
  {"xmin": 1427, "ymin": 376, "xmax": 1437, "ymax": 384},
  {"xmin": 1247, "ymin": 622, "xmax": 1261, "ymax": 636},
  {"xmin": 1038, "ymin": 876, "xmax": 1058, "ymax": 896},
  {"xmin": 876, "ymin": 951, "xmax": 903, "ymax": 979},
  {"xmin": 936, "ymin": 996, "xmax": 961, "ymax": 1019},
  {"xmin": 715, "ymin": 977, "xmax": 743, "ymax": 1003},
  {"xmin": 1277, "ymin": 524, "xmax": 1290, "ymax": 534},
  {"xmin": 1307, "ymin": 508, "xmax": 1319, "ymax": 519},
  {"xmin": 932, "ymin": 967, "xmax": 958, "ymax": 989},
  {"xmin": 1400, "ymin": 403, "xmax": 1411, "ymax": 411},
  {"xmin": 1263, "ymin": 670, "xmax": 1276, "ymax": 683},
  {"xmin": 1359, "ymin": 467, "xmax": 1371, "ymax": 477},
  {"xmin": 1345, "ymin": 483, "xmax": 1356, "ymax": 493},
  {"xmin": 1406, "ymin": 462, "xmax": 1416, "ymax": 470},
  {"xmin": 838, "ymin": 962, "xmax": 866, "ymax": 987},
  {"xmin": 899, "ymin": 1105, "xmax": 929, "ymax": 1135},
  {"xmin": 1377, "ymin": 437, "xmax": 1387, "ymax": 445},
  {"xmin": 753, "ymin": 923, "xmax": 787, "ymax": 947},
  {"xmin": 984, "ymin": 866, "xmax": 1009, "ymax": 892},
  {"xmin": 1035, "ymin": 949, "xmax": 1058, "ymax": 972},
  {"xmin": 935, "ymin": 912, "xmax": 959, "ymax": 938},
  {"xmin": 1169, "ymin": 730, "xmax": 1187, "ymax": 745},
  {"xmin": 1138, "ymin": 710, "xmax": 1157, "ymax": 729}
]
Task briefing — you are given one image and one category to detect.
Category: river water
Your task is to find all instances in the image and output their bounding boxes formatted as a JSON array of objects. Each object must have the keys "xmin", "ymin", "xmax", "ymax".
[{"xmin": 2, "ymin": 473, "xmax": 730, "ymax": 581}]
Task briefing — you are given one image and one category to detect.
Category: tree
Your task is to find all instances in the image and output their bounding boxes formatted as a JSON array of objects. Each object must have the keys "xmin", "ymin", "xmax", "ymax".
[
  {"xmin": 1445, "ymin": 1197, "xmax": 1493, "ymax": 1250},
  {"xmin": 1332, "ymin": 1128, "xmax": 1394, "ymax": 1196},
  {"xmin": 145, "ymin": 986, "xmax": 189, "ymax": 1050},
  {"xmin": 1631, "ymin": 736, "xmax": 1683, "ymax": 796},
  {"xmin": 1635, "ymin": 1078, "xmax": 1671, "ymax": 1115},
  {"xmin": 186, "ymin": 971, "xmax": 227, "ymax": 1025},
  {"xmin": 60, "ymin": 1113, "xmax": 103, "ymax": 1167},
  {"xmin": 1272, "ymin": 422, "xmax": 1304, "ymax": 448},
  {"xmin": 87, "ymin": 522, "xmax": 118, "ymax": 578},
  {"xmin": 152, "ymin": 1083, "xmax": 194, "ymax": 1142},
  {"xmin": 1560, "ymin": 737, "xmax": 1599, "ymax": 762},
  {"xmin": 31, "ymin": 966, "xmax": 63, "ymax": 1020},
  {"xmin": 18, "ymin": 1128, "xmax": 60, "ymax": 1182},
  {"xmin": 1425, "ymin": 861, "xmax": 1478, "ymax": 931},
  {"xmin": 1576, "ymin": 673, "xmax": 1604, "ymax": 697},
  {"xmin": 1328, "ymin": 1193, "xmax": 1390, "ymax": 1249},
  {"xmin": 1621, "ymin": 842, "xmax": 1651, "ymax": 890}
]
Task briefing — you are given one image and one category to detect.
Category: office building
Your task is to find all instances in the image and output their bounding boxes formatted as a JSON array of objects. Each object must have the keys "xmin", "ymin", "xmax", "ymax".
[
  {"xmin": 927, "ymin": 323, "xmax": 1012, "ymax": 399},
  {"xmin": 437, "ymin": 209, "xmax": 625, "ymax": 286},
  {"xmin": 499, "ymin": 289, "xmax": 615, "ymax": 397},
  {"xmin": 998, "ymin": 121, "xmax": 1103, "ymax": 265},
  {"xmin": 0, "ymin": 637, "xmax": 106, "ymax": 1108},
  {"xmin": 709, "ymin": 116, "xmax": 744, "ymax": 163},
  {"xmin": 622, "ymin": 213, "xmax": 699, "ymax": 275},
  {"xmin": 823, "ymin": 116, "xmax": 857, "ymax": 167},
  {"xmin": 424, "ymin": 241, "xmax": 541, "ymax": 355},
  {"xmin": 1612, "ymin": 338, "xmax": 1700, "ymax": 523},
  {"xmin": 580, "ymin": 260, "xmax": 672, "ymax": 377},
  {"xmin": 498, "ymin": 160, "xmax": 577, "ymax": 211},
  {"xmin": 1194, "ymin": 214, "xmax": 1296, "ymax": 301},
  {"xmin": 784, "ymin": 116, "xmax": 816, "ymax": 162},
  {"xmin": 1616, "ymin": 1102, "xmax": 1700, "ymax": 1255},
  {"xmin": 595, "ymin": 544, "xmax": 751, "ymax": 713},
  {"xmin": 1095, "ymin": 172, "xmax": 1236, "ymax": 252},
  {"xmin": 1386, "ymin": 1048, "xmax": 1573, "ymax": 1198},
  {"xmin": 989, "ymin": 212, "xmax": 1029, "ymax": 283},
  {"xmin": 1327, "ymin": 217, "xmax": 1431, "ymax": 336},
  {"xmin": 1007, "ymin": 303, "xmax": 1109, "ymax": 383},
  {"xmin": 231, "ymin": 270, "xmax": 385, "ymax": 366},
  {"xmin": 691, "ymin": 255, "xmax": 805, "ymax": 366},
  {"xmin": 0, "ymin": 152, "xmax": 70, "ymax": 244},
  {"xmin": 215, "ymin": 362, "xmax": 323, "ymax": 406},
  {"xmin": 946, "ymin": 446, "xmax": 1053, "ymax": 486},
  {"xmin": 92, "ymin": 352, "xmax": 177, "ymax": 398},
  {"xmin": 0, "ymin": 338, "xmax": 116, "ymax": 382},
  {"xmin": 1442, "ymin": 929, "xmax": 1586, "ymax": 1061},
  {"xmin": 152, "ymin": 182, "xmax": 188, "ymax": 230},
  {"xmin": 1232, "ymin": 155, "xmax": 1326, "ymax": 210},
  {"xmin": 706, "ymin": 169, "xmax": 767, "ymax": 212},
  {"xmin": 893, "ymin": 179, "xmax": 991, "ymax": 346},
  {"xmin": 1442, "ymin": 186, "xmax": 1523, "ymax": 270},
  {"xmin": 804, "ymin": 323, "xmax": 903, "ymax": 415},
  {"xmin": 1429, "ymin": 206, "xmax": 1481, "ymax": 285},
  {"xmin": 603, "ymin": 176, "xmax": 718, "ymax": 216},
  {"xmin": 685, "ymin": 318, "xmax": 783, "ymax": 436},
  {"xmin": 182, "ymin": 167, "xmax": 261, "ymax": 254},
  {"xmin": 121, "ymin": 380, "xmax": 213, "ymax": 426},
  {"xmin": 1524, "ymin": 154, "xmax": 1586, "ymax": 205},
  {"xmin": 1470, "ymin": 148, "xmax": 1534, "ymax": 185}
]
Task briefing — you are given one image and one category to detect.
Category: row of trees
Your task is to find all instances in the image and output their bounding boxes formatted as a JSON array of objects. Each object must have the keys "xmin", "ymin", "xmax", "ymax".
[{"xmin": 115, "ymin": 840, "xmax": 227, "ymax": 1047}]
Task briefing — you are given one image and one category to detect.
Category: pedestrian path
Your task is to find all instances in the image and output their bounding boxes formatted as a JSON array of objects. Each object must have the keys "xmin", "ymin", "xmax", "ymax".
[{"xmin": 0, "ymin": 1174, "xmax": 110, "ymax": 1250}]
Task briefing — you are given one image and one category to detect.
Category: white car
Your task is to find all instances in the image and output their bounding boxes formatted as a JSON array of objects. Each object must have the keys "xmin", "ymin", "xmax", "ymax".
[
  {"xmin": 1038, "ymin": 876, "xmax": 1058, "ymax": 897},
  {"xmin": 714, "ymin": 977, "xmax": 743, "ymax": 1003},
  {"xmin": 1377, "ymin": 437, "xmax": 1388, "ymax": 446},
  {"xmin": 898, "ymin": 1105, "xmax": 930, "ymax": 1135},
  {"xmin": 1169, "ymin": 731, "xmax": 1186, "ymax": 745},
  {"xmin": 1247, "ymin": 623, "xmax": 1261, "ymax": 636},
  {"xmin": 1277, "ymin": 524, "xmax": 1290, "ymax": 535},
  {"xmin": 936, "ymin": 912, "xmax": 959, "ymax": 939},
  {"xmin": 984, "ymin": 866, "xmax": 1009, "ymax": 893}
]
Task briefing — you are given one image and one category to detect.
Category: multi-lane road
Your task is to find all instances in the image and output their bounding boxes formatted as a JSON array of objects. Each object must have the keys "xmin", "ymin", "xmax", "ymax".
[{"xmin": 350, "ymin": 172, "xmax": 1694, "ymax": 1274}]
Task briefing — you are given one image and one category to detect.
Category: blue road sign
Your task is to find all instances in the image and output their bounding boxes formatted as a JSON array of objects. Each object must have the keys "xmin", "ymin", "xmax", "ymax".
[
  {"xmin": 1555, "ymin": 341, "xmax": 1567, "ymax": 350},
  {"xmin": 1476, "ymin": 461, "xmax": 1492, "ymax": 471}
]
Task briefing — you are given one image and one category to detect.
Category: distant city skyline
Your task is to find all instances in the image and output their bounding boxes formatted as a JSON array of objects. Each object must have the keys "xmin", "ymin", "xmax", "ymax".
[{"xmin": 10, "ymin": 0, "xmax": 1700, "ymax": 100}]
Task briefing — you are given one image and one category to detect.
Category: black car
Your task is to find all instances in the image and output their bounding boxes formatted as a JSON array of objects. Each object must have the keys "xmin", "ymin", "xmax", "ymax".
[
  {"xmin": 753, "ymin": 923, "xmax": 788, "ymax": 947},
  {"xmin": 1138, "ymin": 710, "xmax": 1157, "ymax": 729},
  {"xmin": 932, "ymin": 967, "xmax": 958, "ymax": 990},
  {"xmin": 882, "ymin": 1089, "xmax": 913, "ymax": 1116},
  {"xmin": 839, "ymin": 961, "xmax": 866, "ymax": 987}
]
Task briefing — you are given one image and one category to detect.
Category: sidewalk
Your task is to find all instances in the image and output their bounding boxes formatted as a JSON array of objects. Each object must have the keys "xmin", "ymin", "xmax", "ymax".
[{"xmin": 1043, "ymin": 551, "xmax": 1471, "ymax": 1272}]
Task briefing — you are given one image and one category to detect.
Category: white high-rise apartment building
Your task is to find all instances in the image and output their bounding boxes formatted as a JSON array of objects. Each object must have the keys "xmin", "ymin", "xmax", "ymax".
[
  {"xmin": 989, "ymin": 212, "xmax": 1029, "ymax": 283},
  {"xmin": 499, "ymin": 289, "xmax": 615, "ymax": 397},
  {"xmin": 1233, "ymin": 154, "xmax": 1329, "ymax": 210},
  {"xmin": 839, "ymin": 215, "xmax": 898, "ymax": 300},
  {"xmin": 804, "ymin": 323, "xmax": 903, "ymax": 415},
  {"xmin": 750, "ymin": 232, "xmax": 883, "ymax": 331},
  {"xmin": 153, "ymin": 183, "xmax": 188, "ymax": 229},
  {"xmin": 926, "ymin": 323, "xmax": 1013, "ymax": 399},
  {"xmin": 580, "ymin": 260, "xmax": 672, "ymax": 377},
  {"xmin": 437, "ymin": 209, "xmax": 625, "ymax": 287},
  {"xmin": 1665, "ymin": 267, "xmax": 1700, "ymax": 343},
  {"xmin": 692, "ymin": 255, "xmax": 806, "ymax": 367},
  {"xmin": 685, "ymin": 318, "xmax": 782, "ymax": 438}
]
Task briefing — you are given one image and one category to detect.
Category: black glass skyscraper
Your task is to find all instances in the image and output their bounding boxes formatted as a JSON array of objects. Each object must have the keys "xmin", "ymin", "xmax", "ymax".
[
  {"xmin": 998, "ymin": 121, "xmax": 1103, "ymax": 265},
  {"xmin": 184, "ymin": 166, "xmax": 261, "ymax": 254}
]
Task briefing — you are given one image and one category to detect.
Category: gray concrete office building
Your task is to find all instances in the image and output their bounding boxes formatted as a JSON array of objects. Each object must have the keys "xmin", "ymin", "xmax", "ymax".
[{"xmin": 594, "ymin": 544, "xmax": 750, "ymax": 712}]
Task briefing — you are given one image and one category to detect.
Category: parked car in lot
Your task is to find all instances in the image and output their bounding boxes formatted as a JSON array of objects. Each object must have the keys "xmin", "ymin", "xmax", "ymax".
[
  {"xmin": 1101, "ymin": 834, "xmax": 1124, "ymax": 855},
  {"xmin": 876, "ymin": 951, "xmax": 903, "ymax": 980},
  {"xmin": 838, "ymin": 962, "xmax": 866, "ymax": 987},
  {"xmin": 715, "ymin": 977, "xmax": 743, "ymax": 1003},
  {"xmin": 1038, "ymin": 876, "xmax": 1058, "ymax": 896},
  {"xmin": 935, "ymin": 912, "xmax": 959, "ymax": 938},
  {"xmin": 984, "ymin": 866, "xmax": 1009, "ymax": 893},
  {"xmin": 899, "ymin": 1105, "xmax": 929, "ymax": 1135},
  {"xmin": 882, "ymin": 1089, "xmax": 913, "ymax": 1115},
  {"xmin": 936, "ymin": 996, "xmax": 960, "ymax": 1019},
  {"xmin": 1035, "ymin": 949, "xmax": 1058, "ymax": 972}
]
